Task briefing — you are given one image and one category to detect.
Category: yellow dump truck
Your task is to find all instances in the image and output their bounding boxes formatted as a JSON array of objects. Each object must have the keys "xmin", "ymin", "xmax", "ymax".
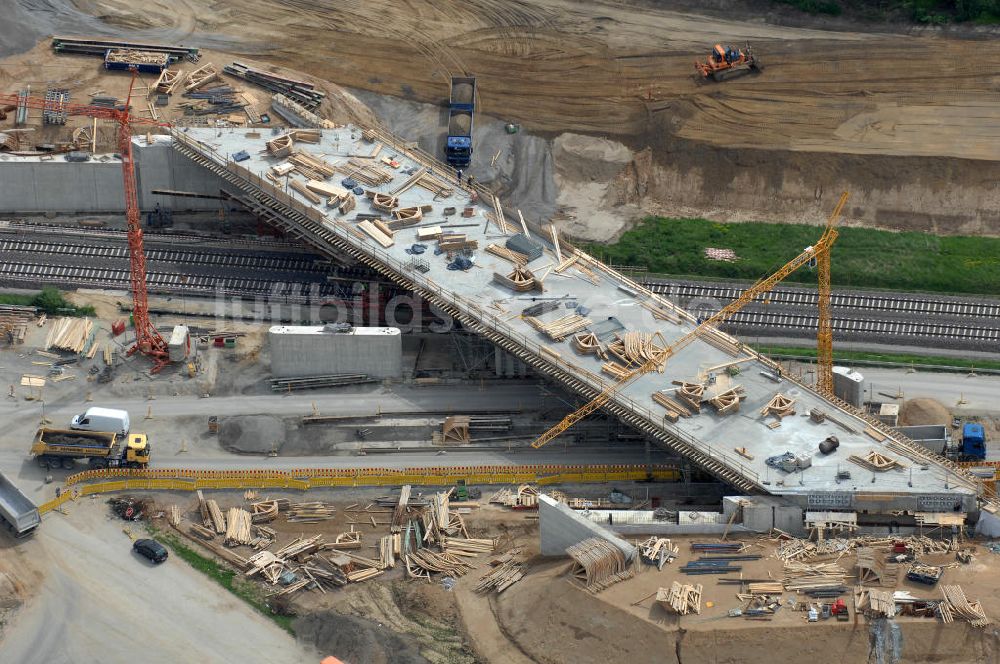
[{"xmin": 31, "ymin": 428, "xmax": 150, "ymax": 470}]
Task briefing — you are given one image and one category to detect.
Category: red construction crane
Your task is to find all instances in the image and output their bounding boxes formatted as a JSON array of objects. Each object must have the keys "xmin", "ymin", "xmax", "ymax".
[{"xmin": 1, "ymin": 70, "xmax": 172, "ymax": 371}]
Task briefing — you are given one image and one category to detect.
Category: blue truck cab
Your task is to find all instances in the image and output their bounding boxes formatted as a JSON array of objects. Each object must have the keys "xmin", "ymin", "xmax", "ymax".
[
  {"xmin": 445, "ymin": 76, "xmax": 476, "ymax": 168},
  {"xmin": 960, "ymin": 423, "xmax": 986, "ymax": 461}
]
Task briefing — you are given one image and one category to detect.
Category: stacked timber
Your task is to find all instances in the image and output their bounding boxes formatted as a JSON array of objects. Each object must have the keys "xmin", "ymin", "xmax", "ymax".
[
  {"xmin": 44, "ymin": 317, "xmax": 95, "ymax": 353},
  {"xmin": 525, "ymin": 314, "xmax": 591, "ymax": 341},
  {"xmin": 405, "ymin": 549, "xmax": 475, "ymax": 578},
  {"xmin": 286, "ymin": 502, "xmax": 337, "ymax": 523},
  {"xmin": 488, "ymin": 485, "xmax": 538, "ymax": 508},
  {"xmin": 657, "ymin": 582, "xmax": 703, "ymax": 615},
  {"xmin": 494, "ymin": 266, "xmax": 542, "ymax": 293},
  {"xmin": 485, "ymin": 243, "xmax": 529, "ymax": 265},
  {"xmin": 225, "ymin": 508, "xmax": 253, "ymax": 546},
  {"xmin": 475, "ymin": 549, "xmax": 524, "ymax": 594},
  {"xmin": 289, "ymin": 151, "xmax": 336, "ymax": 179},
  {"xmin": 782, "ymin": 561, "xmax": 847, "ymax": 592}
]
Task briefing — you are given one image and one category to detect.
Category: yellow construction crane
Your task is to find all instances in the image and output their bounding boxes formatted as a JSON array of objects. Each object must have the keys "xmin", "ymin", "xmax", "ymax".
[
  {"xmin": 815, "ymin": 192, "xmax": 849, "ymax": 395},
  {"xmin": 531, "ymin": 191, "xmax": 849, "ymax": 449}
]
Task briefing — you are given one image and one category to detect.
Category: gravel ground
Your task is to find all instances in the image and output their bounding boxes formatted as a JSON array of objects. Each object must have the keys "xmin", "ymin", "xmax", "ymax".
[{"xmin": 0, "ymin": 502, "xmax": 316, "ymax": 664}]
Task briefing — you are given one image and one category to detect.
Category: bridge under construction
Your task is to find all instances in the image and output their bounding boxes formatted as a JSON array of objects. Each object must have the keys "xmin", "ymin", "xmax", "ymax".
[{"xmin": 109, "ymin": 126, "xmax": 987, "ymax": 517}]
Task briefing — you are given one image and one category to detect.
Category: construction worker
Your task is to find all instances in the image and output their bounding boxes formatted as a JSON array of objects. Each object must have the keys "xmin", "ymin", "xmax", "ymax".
[
  {"xmin": 456, "ymin": 168, "xmax": 463, "ymax": 184},
  {"xmin": 466, "ymin": 175, "xmax": 476, "ymax": 187}
]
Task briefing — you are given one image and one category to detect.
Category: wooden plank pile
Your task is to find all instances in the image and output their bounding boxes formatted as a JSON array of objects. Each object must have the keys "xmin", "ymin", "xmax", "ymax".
[
  {"xmin": 442, "ymin": 537, "xmax": 496, "ymax": 556},
  {"xmin": 566, "ymin": 537, "xmax": 635, "ymax": 593},
  {"xmin": 485, "ymin": 243, "xmax": 529, "ymax": 265},
  {"xmin": 651, "ymin": 391, "xmax": 693, "ymax": 423},
  {"xmin": 438, "ymin": 232, "xmax": 477, "ymax": 253},
  {"xmin": 225, "ymin": 507, "xmax": 253, "ymax": 546},
  {"xmin": 637, "ymin": 537, "xmax": 679, "ymax": 570},
  {"xmin": 525, "ymin": 314, "xmax": 591, "ymax": 341},
  {"xmin": 657, "ymin": 582, "xmax": 703, "ymax": 615},
  {"xmin": 782, "ymin": 561, "xmax": 847, "ymax": 592},
  {"xmin": 358, "ymin": 220, "xmax": 394, "ymax": 248},
  {"xmin": 339, "ymin": 160, "xmax": 392, "ymax": 187},
  {"xmin": 854, "ymin": 586, "xmax": 896, "ymax": 618},
  {"xmin": 607, "ymin": 332, "xmax": 667, "ymax": 371},
  {"xmin": 44, "ymin": 317, "xmax": 95, "ymax": 353},
  {"xmin": 286, "ymin": 502, "xmax": 337, "ymax": 523},
  {"xmin": 475, "ymin": 549, "xmax": 524, "ymax": 594},
  {"xmin": 849, "ymin": 449, "xmax": 906, "ymax": 472},
  {"xmin": 940, "ymin": 585, "xmax": 990, "ymax": 627},
  {"xmin": 761, "ymin": 393, "xmax": 796, "ymax": 420},
  {"xmin": 489, "ymin": 484, "xmax": 539, "ymax": 509},
  {"xmin": 197, "ymin": 491, "xmax": 227, "ymax": 534},
  {"xmin": 289, "ymin": 151, "xmax": 336, "ymax": 180},
  {"xmin": 746, "ymin": 582, "xmax": 784, "ymax": 595},
  {"xmin": 405, "ymin": 548, "xmax": 474, "ymax": 578},
  {"xmin": 392, "ymin": 485, "xmax": 412, "ymax": 531}
]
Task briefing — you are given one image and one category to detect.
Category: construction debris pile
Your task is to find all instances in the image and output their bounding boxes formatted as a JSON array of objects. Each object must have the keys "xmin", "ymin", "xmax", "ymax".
[{"xmin": 167, "ymin": 485, "xmax": 510, "ymax": 600}]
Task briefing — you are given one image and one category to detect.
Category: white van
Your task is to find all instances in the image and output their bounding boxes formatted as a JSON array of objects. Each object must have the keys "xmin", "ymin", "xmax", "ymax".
[{"xmin": 70, "ymin": 407, "xmax": 130, "ymax": 437}]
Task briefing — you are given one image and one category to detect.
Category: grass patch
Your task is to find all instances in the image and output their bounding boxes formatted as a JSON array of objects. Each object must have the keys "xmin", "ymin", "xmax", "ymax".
[
  {"xmin": 777, "ymin": 0, "xmax": 843, "ymax": 15},
  {"xmin": 149, "ymin": 526, "xmax": 295, "ymax": 633},
  {"xmin": 0, "ymin": 287, "xmax": 96, "ymax": 316},
  {"xmin": 773, "ymin": 0, "xmax": 1000, "ymax": 23},
  {"xmin": 753, "ymin": 344, "xmax": 1000, "ymax": 371},
  {"xmin": 587, "ymin": 217, "xmax": 1000, "ymax": 296}
]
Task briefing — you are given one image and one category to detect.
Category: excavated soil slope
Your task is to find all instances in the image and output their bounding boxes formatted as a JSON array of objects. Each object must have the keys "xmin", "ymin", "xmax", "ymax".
[{"xmin": 4, "ymin": 0, "xmax": 1000, "ymax": 234}]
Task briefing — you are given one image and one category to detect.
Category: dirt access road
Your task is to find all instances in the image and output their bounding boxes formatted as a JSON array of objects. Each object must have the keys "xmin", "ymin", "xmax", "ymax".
[
  {"xmin": 59, "ymin": 0, "xmax": 999, "ymax": 161},
  {"xmin": 0, "ymin": 504, "xmax": 316, "ymax": 664}
]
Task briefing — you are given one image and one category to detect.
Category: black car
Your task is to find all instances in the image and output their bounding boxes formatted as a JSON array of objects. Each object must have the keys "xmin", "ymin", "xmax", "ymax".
[{"xmin": 133, "ymin": 538, "xmax": 169, "ymax": 564}]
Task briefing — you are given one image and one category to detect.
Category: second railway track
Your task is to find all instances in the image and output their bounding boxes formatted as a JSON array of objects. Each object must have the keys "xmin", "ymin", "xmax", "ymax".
[{"xmin": 3, "ymin": 231, "xmax": 999, "ymax": 349}]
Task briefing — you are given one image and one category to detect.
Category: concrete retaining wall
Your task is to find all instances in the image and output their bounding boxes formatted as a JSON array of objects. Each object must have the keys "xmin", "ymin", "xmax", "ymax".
[
  {"xmin": 0, "ymin": 137, "xmax": 226, "ymax": 214},
  {"xmin": 268, "ymin": 325, "xmax": 402, "ymax": 379},
  {"xmin": 538, "ymin": 493, "xmax": 637, "ymax": 560}
]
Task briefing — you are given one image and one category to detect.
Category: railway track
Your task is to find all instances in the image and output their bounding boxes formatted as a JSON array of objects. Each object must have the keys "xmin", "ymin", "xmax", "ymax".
[
  {"xmin": 643, "ymin": 279, "xmax": 1000, "ymax": 320},
  {"xmin": 0, "ymin": 238, "xmax": 326, "ymax": 273},
  {"xmin": 3, "ymin": 230, "xmax": 1000, "ymax": 346}
]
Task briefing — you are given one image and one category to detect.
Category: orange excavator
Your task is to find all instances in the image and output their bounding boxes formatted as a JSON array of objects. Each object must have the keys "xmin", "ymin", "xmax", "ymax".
[{"xmin": 695, "ymin": 43, "xmax": 760, "ymax": 81}]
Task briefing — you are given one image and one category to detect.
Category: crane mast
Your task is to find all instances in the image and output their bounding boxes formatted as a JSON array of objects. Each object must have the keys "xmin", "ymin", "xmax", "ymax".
[
  {"xmin": 1, "ymin": 69, "xmax": 171, "ymax": 371},
  {"xmin": 532, "ymin": 192, "xmax": 849, "ymax": 449}
]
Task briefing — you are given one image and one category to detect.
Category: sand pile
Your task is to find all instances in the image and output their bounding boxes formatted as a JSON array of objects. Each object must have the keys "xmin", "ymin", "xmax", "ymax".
[{"xmin": 899, "ymin": 398, "xmax": 951, "ymax": 426}]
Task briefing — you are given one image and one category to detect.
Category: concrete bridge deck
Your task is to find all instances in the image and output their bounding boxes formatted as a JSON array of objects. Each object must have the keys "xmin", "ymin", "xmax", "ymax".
[{"xmin": 166, "ymin": 126, "xmax": 984, "ymax": 512}]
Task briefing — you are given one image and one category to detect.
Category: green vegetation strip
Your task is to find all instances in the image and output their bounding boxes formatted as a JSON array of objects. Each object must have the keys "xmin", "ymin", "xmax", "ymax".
[
  {"xmin": 754, "ymin": 344, "xmax": 1000, "ymax": 372},
  {"xmin": 149, "ymin": 527, "xmax": 294, "ymax": 633},
  {"xmin": 776, "ymin": 0, "xmax": 1000, "ymax": 23},
  {"xmin": 588, "ymin": 217, "xmax": 1000, "ymax": 296},
  {"xmin": 0, "ymin": 287, "xmax": 96, "ymax": 316}
]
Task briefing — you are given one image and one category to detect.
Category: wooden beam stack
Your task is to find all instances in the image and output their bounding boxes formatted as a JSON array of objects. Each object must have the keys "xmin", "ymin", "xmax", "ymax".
[
  {"xmin": 657, "ymin": 582, "xmax": 703, "ymax": 615},
  {"xmin": 225, "ymin": 507, "xmax": 253, "ymax": 546}
]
